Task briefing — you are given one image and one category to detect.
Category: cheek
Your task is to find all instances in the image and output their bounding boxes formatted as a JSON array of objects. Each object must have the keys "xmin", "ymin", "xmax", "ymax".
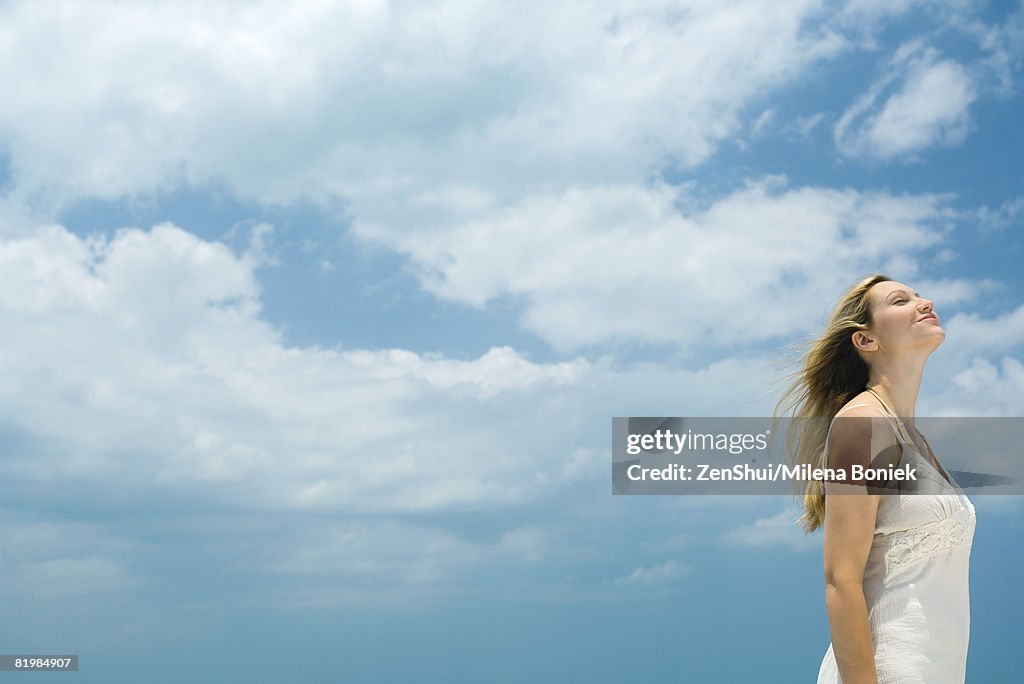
[
  {"xmin": 872, "ymin": 312, "xmax": 908, "ymax": 339},
  {"xmin": 873, "ymin": 310, "xmax": 899, "ymax": 330},
  {"xmin": 881, "ymin": 307, "xmax": 914, "ymax": 326}
]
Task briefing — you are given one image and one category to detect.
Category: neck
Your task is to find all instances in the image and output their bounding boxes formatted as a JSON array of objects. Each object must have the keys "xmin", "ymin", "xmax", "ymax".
[{"xmin": 866, "ymin": 354, "xmax": 928, "ymax": 419}]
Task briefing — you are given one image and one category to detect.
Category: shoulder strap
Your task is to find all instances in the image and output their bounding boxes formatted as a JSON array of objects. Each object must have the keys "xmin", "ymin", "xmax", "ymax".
[
  {"xmin": 864, "ymin": 390, "xmax": 950, "ymax": 480},
  {"xmin": 864, "ymin": 388, "xmax": 917, "ymax": 444},
  {"xmin": 824, "ymin": 403, "xmax": 903, "ymax": 466}
]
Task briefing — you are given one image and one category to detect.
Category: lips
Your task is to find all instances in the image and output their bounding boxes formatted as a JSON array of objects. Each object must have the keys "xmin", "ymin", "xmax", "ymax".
[{"xmin": 919, "ymin": 314, "xmax": 939, "ymax": 323}]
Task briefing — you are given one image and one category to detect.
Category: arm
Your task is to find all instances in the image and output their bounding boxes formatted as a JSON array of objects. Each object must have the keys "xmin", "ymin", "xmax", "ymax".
[{"xmin": 821, "ymin": 409, "xmax": 897, "ymax": 684}]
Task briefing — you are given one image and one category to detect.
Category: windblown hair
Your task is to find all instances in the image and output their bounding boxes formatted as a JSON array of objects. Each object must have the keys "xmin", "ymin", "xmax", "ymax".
[{"xmin": 775, "ymin": 274, "xmax": 891, "ymax": 532}]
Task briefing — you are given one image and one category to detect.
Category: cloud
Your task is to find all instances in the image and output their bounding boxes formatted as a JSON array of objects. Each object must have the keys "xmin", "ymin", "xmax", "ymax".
[
  {"xmin": 970, "ymin": 2, "xmax": 1024, "ymax": 97},
  {"xmin": 835, "ymin": 42, "xmax": 977, "ymax": 159},
  {"xmin": 789, "ymin": 112, "xmax": 829, "ymax": 140},
  {"xmin": 0, "ymin": 517, "xmax": 142, "ymax": 599},
  {"xmin": 906, "ymin": 299, "xmax": 1024, "ymax": 416},
  {"xmin": 837, "ymin": 0, "xmax": 977, "ymax": 39},
  {"xmin": 0, "ymin": 221, "xmax": 594, "ymax": 516},
  {"xmin": 722, "ymin": 505, "xmax": 821, "ymax": 551},
  {"xmin": 0, "ymin": 0, "xmax": 847, "ymax": 215},
  {"xmin": 911, "ymin": 277, "xmax": 1003, "ymax": 307},
  {"xmin": 355, "ymin": 176, "xmax": 955, "ymax": 351},
  {"xmin": 976, "ymin": 194, "xmax": 1024, "ymax": 233},
  {"xmin": 612, "ymin": 559, "xmax": 693, "ymax": 587},
  {"xmin": 751, "ymin": 108, "xmax": 778, "ymax": 138},
  {"xmin": 0, "ymin": 2, "xmax": 1004, "ymax": 364},
  {"xmin": 0, "ymin": 0, "xmax": 1020, "ymax": 618},
  {"xmin": 0, "ymin": 210, "xmax": 853, "ymax": 605},
  {"xmin": 927, "ymin": 355, "xmax": 1024, "ymax": 416},
  {"xmin": 0, "ymin": 217, "xmax": 796, "ymax": 521},
  {"xmin": 943, "ymin": 304, "xmax": 1024, "ymax": 354},
  {"xmin": 1, "ymin": 215, "xmax": 1020, "ymax": 608}
]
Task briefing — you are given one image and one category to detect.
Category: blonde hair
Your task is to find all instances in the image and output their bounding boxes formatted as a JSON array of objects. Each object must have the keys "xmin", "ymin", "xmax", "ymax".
[{"xmin": 775, "ymin": 274, "xmax": 891, "ymax": 532}]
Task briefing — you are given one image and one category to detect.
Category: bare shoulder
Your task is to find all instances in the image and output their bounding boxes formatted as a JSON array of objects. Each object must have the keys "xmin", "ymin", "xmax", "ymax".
[
  {"xmin": 831, "ymin": 392, "xmax": 900, "ymax": 431},
  {"xmin": 827, "ymin": 395, "xmax": 901, "ymax": 472},
  {"xmin": 834, "ymin": 391, "xmax": 886, "ymax": 419}
]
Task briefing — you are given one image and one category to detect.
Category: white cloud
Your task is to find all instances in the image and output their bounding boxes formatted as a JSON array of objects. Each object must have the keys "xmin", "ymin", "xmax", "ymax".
[
  {"xmin": 0, "ymin": 517, "xmax": 142, "ymax": 599},
  {"xmin": 928, "ymin": 355, "xmax": 1024, "ymax": 416},
  {"xmin": 0, "ymin": 217, "xmax": 1019, "ymax": 605},
  {"xmin": 912, "ymin": 300, "xmax": 1024, "ymax": 416},
  {"xmin": 835, "ymin": 43, "xmax": 977, "ymax": 159},
  {"xmin": 612, "ymin": 559, "xmax": 693, "ymax": 587},
  {"xmin": 0, "ymin": 221, "xmax": 594, "ymax": 515},
  {"xmin": 790, "ymin": 112, "xmax": 829, "ymax": 139},
  {"xmin": 838, "ymin": 0, "xmax": 977, "ymax": 34},
  {"xmin": 943, "ymin": 304, "xmax": 1024, "ymax": 354},
  {"xmin": 722, "ymin": 505, "xmax": 821, "ymax": 551},
  {"xmin": 969, "ymin": 2, "xmax": 1024, "ymax": 97},
  {"xmin": 751, "ymin": 108, "xmax": 778, "ymax": 138},
  {"xmin": 746, "ymin": 110, "xmax": 829, "ymax": 143},
  {"xmin": 912, "ymin": 277, "xmax": 1003, "ymax": 307},
  {"xmin": 0, "ymin": 2, "xmax": 1002, "ymax": 364},
  {"xmin": 355, "ymin": 176, "xmax": 954, "ymax": 351},
  {"xmin": 0, "ymin": 218, "xmax": 803, "ymax": 521},
  {"xmin": 263, "ymin": 520, "xmax": 557, "ymax": 586},
  {"xmin": 0, "ymin": 1, "xmax": 1020, "ymax": 612},
  {"xmin": 0, "ymin": 0, "xmax": 846, "ymax": 216},
  {"xmin": 0, "ymin": 212, "xmax": 845, "ymax": 602},
  {"xmin": 976, "ymin": 194, "xmax": 1024, "ymax": 233}
]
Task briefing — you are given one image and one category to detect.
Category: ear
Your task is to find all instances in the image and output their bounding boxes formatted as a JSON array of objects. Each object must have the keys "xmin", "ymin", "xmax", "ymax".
[{"xmin": 851, "ymin": 329, "xmax": 876, "ymax": 353}]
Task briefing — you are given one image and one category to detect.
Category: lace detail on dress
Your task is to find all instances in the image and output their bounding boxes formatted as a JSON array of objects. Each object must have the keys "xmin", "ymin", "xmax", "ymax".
[{"xmin": 883, "ymin": 507, "xmax": 972, "ymax": 571}]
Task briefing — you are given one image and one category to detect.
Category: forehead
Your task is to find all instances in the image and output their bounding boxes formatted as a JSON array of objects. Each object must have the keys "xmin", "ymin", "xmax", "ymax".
[{"xmin": 869, "ymin": 280, "xmax": 915, "ymax": 302}]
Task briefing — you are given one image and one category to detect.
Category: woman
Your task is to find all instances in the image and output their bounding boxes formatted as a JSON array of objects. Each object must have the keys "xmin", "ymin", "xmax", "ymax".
[{"xmin": 777, "ymin": 274, "xmax": 975, "ymax": 683}]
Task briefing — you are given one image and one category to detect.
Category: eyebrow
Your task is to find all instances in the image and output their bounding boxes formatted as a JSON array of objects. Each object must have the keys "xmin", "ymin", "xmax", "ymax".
[{"xmin": 886, "ymin": 289, "xmax": 919, "ymax": 301}]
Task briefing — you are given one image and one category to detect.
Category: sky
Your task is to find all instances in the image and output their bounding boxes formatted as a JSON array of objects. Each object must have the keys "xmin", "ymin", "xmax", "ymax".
[{"xmin": 0, "ymin": 0, "xmax": 1022, "ymax": 682}]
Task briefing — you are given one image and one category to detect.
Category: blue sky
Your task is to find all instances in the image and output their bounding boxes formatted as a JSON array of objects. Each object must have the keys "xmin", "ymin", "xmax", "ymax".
[{"xmin": 0, "ymin": 1, "xmax": 1022, "ymax": 682}]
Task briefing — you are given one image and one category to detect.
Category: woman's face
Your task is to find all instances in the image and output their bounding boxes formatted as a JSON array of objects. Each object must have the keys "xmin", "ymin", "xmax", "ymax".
[{"xmin": 863, "ymin": 280, "xmax": 945, "ymax": 355}]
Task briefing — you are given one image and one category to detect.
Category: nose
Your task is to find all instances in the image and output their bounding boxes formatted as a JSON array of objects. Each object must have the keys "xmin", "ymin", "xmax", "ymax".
[{"xmin": 918, "ymin": 297, "xmax": 934, "ymax": 313}]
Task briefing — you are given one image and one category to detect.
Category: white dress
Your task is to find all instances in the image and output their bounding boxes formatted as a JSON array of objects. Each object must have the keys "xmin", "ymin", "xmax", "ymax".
[{"xmin": 816, "ymin": 407, "xmax": 976, "ymax": 683}]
